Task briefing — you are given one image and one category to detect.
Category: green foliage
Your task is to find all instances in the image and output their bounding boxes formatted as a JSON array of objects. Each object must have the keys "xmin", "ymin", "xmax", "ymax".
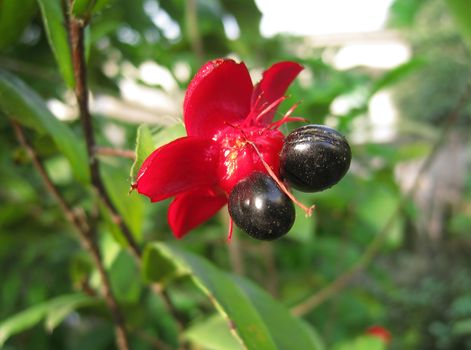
[
  {"xmin": 102, "ymin": 162, "xmax": 145, "ymax": 240},
  {"xmin": 144, "ymin": 243, "xmax": 323, "ymax": 350},
  {"xmin": 446, "ymin": 0, "xmax": 471, "ymax": 53},
  {"xmin": 334, "ymin": 335, "xmax": 386, "ymax": 350},
  {"xmin": 0, "ymin": 0, "xmax": 37, "ymax": 50},
  {"xmin": 0, "ymin": 70, "xmax": 89, "ymax": 183},
  {"xmin": 1, "ymin": 0, "xmax": 470, "ymax": 349},
  {"xmin": 37, "ymin": 0, "xmax": 76, "ymax": 88},
  {"xmin": 0, "ymin": 294, "xmax": 98, "ymax": 346},
  {"xmin": 130, "ymin": 123, "xmax": 186, "ymax": 180},
  {"xmin": 184, "ymin": 314, "xmax": 243, "ymax": 350}
]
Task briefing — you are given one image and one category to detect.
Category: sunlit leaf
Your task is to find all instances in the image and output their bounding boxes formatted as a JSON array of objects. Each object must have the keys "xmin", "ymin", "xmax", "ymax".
[
  {"xmin": 0, "ymin": 70, "xmax": 89, "ymax": 183},
  {"xmin": 185, "ymin": 314, "xmax": 243, "ymax": 350},
  {"xmin": 130, "ymin": 124, "xmax": 155, "ymax": 179},
  {"xmin": 37, "ymin": 0, "xmax": 75, "ymax": 88},
  {"xmin": 130, "ymin": 123, "xmax": 186, "ymax": 179}
]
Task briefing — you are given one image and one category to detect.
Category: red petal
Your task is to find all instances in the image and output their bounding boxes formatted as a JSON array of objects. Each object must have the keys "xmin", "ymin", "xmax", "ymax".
[
  {"xmin": 250, "ymin": 61, "xmax": 303, "ymax": 125},
  {"xmin": 168, "ymin": 188, "xmax": 227, "ymax": 238},
  {"xmin": 184, "ymin": 59, "xmax": 253, "ymax": 138},
  {"xmin": 136, "ymin": 137, "xmax": 219, "ymax": 202}
]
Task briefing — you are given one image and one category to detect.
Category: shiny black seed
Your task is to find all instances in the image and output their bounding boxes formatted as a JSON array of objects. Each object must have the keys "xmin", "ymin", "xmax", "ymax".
[
  {"xmin": 280, "ymin": 124, "xmax": 351, "ymax": 192},
  {"xmin": 228, "ymin": 172, "xmax": 295, "ymax": 241}
]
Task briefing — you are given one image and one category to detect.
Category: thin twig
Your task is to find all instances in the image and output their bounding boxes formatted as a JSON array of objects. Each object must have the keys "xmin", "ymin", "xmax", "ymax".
[
  {"xmin": 66, "ymin": 3, "xmax": 185, "ymax": 339},
  {"xmin": 291, "ymin": 81, "xmax": 471, "ymax": 316},
  {"xmin": 12, "ymin": 122, "xmax": 131, "ymax": 350},
  {"xmin": 185, "ymin": 0, "xmax": 204, "ymax": 61},
  {"xmin": 96, "ymin": 146, "xmax": 136, "ymax": 160},
  {"xmin": 260, "ymin": 242, "xmax": 279, "ymax": 297},
  {"xmin": 68, "ymin": 5, "xmax": 141, "ymax": 260}
]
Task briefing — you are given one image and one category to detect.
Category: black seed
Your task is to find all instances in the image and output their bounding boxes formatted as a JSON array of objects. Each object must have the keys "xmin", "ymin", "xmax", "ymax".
[
  {"xmin": 228, "ymin": 172, "xmax": 295, "ymax": 241},
  {"xmin": 280, "ymin": 124, "xmax": 351, "ymax": 192}
]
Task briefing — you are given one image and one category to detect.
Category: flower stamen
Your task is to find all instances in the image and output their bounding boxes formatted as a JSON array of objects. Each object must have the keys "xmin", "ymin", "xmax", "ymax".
[
  {"xmin": 254, "ymin": 95, "xmax": 287, "ymax": 124},
  {"xmin": 267, "ymin": 101, "xmax": 307, "ymax": 130},
  {"xmin": 227, "ymin": 217, "xmax": 234, "ymax": 241}
]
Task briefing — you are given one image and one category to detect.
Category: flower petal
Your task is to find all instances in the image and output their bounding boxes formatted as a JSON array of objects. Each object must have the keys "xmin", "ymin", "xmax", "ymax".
[
  {"xmin": 184, "ymin": 59, "xmax": 253, "ymax": 138},
  {"xmin": 135, "ymin": 137, "xmax": 219, "ymax": 202},
  {"xmin": 250, "ymin": 61, "xmax": 303, "ymax": 125},
  {"xmin": 168, "ymin": 187, "xmax": 227, "ymax": 238}
]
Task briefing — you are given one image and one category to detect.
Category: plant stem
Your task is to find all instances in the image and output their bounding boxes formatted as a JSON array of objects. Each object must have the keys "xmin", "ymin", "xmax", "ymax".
[
  {"xmin": 12, "ymin": 122, "xmax": 131, "ymax": 350},
  {"xmin": 291, "ymin": 80, "xmax": 471, "ymax": 317},
  {"xmin": 96, "ymin": 146, "xmax": 136, "ymax": 159},
  {"xmin": 68, "ymin": 6, "xmax": 141, "ymax": 260},
  {"xmin": 185, "ymin": 0, "xmax": 204, "ymax": 61},
  {"xmin": 66, "ymin": 5, "xmax": 184, "ymax": 343}
]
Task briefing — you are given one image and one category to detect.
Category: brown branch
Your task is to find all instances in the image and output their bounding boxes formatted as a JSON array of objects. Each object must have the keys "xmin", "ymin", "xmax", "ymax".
[
  {"xmin": 66, "ymin": 6, "xmax": 185, "ymax": 343},
  {"xmin": 96, "ymin": 146, "xmax": 136, "ymax": 160},
  {"xmin": 12, "ymin": 122, "xmax": 131, "ymax": 350},
  {"xmin": 67, "ymin": 5, "xmax": 141, "ymax": 260},
  {"xmin": 291, "ymin": 80, "xmax": 471, "ymax": 316}
]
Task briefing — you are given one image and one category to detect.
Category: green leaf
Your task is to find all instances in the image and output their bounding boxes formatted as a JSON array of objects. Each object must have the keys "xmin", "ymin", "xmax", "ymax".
[
  {"xmin": 0, "ymin": 294, "xmax": 97, "ymax": 346},
  {"xmin": 334, "ymin": 336, "xmax": 386, "ymax": 350},
  {"xmin": 233, "ymin": 276, "xmax": 325, "ymax": 350},
  {"xmin": 37, "ymin": 0, "xmax": 75, "ymax": 88},
  {"xmin": 144, "ymin": 243, "xmax": 324, "ymax": 350},
  {"xmin": 453, "ymin": 318, "xmax": 471, "ymax": 336},
  {"xmin": 388, "ymin": 0, "xmax": 426, "ymax": 28},
  {"xmin": 102, "ymin": 162, "xmax": 145, "ymax": 241},
  {"xmin": 109, "ymin": 250, "xmax": 141, "ymax": 303},
  {"xmin": 152, "ymin": 123, "xmax": 186, "ymax": 152},
  {"xmin": 130, "ymin": 124, "xmax": 155, "ymax": 179},
  {"xmin": 92, "ymin": 0, "xmax": 113, "ymax": 13},
  {"xmin": 370, "ymin": 58, "xmax": 426, "ymax": 96},
  {"xmin": 143, "ymin": 243, "xmax": 277, "ymax": 350},
  {"xmin": 446, "ymin": 0, "xmax": 471, "ymax": 53},
  {"xmin": 130, "ymin": 123, "xmax": 186, "ymax": 179},
  {"xmin": 185, "ymin": 314, "xmax": 243, "ymax": 350},
  {"xmin": 0, "ymin": 70, "xmax": 89, "ymax": 183},
  {"xmin": 72, "ymin": 0, "xmax": 97, "ymax": 19},
  {"xmin": 0, "ymin": 0, "xmax": 37, "ymax": 50}
]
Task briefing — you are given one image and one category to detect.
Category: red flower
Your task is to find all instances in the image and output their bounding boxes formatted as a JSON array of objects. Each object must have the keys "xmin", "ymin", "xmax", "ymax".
[
  {"xmin": 366, "ymin": 326, "xmax": 392, "ymax": 344},
  {"xmin": 135, "ymin": 59, "xmax": 303, "ymax": 238}
]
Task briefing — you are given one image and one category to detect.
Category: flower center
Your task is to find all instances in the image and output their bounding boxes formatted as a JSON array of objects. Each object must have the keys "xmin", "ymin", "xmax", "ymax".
[{"xmin": 216, "ymin": 126, "xmax": 284, "ymax": 194}]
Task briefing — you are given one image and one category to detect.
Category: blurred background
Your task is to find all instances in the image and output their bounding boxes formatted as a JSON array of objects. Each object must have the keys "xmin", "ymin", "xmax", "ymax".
[{"xmin": 1, "ymin": 0, "xmax": 471, "ymax": 349}]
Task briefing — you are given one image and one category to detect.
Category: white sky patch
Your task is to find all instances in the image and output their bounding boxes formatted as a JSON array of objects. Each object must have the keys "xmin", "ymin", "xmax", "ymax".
[
  {"xmin": 47, "ymin": 99, "xmax": 77, "ymax": 121},
  {"xmin": 144, "ymin": 0, "xmax": 181, "ymax": 40},
  {"xmin": 255, "ymin": 0, "xmax": 395, "ymax": 37},
  {"xmin": 369, "ymin": 91, "xmax": 397, "ymax": 135},
  {"xmin": 222, "ymin": 14, "xmax": 241, "ymax": 40},
  {"xmin": 139, "ymin": 61, "xmax": 177, "ymax": 91},
  {"xmin": 334, "ymin": 42, "xmax": 411, "ymax": 70}
]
